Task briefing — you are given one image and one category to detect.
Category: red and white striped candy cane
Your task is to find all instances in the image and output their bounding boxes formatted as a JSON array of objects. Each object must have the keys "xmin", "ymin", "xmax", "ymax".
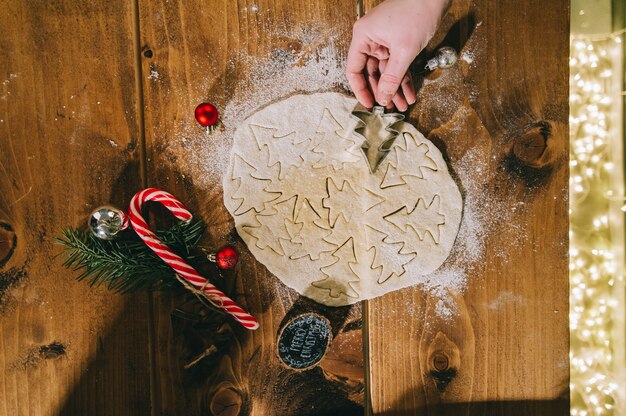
[{"xmin": 128, "ymin": 188, "xmax": 259, "ymax": 330}]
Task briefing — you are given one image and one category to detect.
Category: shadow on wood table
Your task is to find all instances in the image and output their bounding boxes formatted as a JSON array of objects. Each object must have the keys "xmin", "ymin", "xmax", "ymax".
[
  {"xmin": 55, "ymin": 294, "xmax": 363, "ymax": 416},
  {"xmin": 374, "ymin": 398, "xmax": 568, "ymax": 416},
  {"xmin": 54, "ymin": 298, "xmax": 150, "ymax": 416}
]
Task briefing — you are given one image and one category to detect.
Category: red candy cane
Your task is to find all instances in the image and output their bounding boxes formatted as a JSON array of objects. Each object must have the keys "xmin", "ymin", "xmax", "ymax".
[{"xmin": 128, "ymin": 188, "xmax": 259, "ymax": 330}]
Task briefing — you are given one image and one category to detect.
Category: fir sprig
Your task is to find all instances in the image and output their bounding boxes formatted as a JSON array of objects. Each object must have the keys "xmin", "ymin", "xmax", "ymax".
[{"xmin": 56, "ymin": 220, "xmax": 205, "ymax": 294}]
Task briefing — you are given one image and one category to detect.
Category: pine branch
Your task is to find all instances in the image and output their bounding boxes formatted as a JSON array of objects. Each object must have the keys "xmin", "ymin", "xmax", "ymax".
[{"xmin": 56, "ymin": 220, "xmax": 206, "ymax": 294}]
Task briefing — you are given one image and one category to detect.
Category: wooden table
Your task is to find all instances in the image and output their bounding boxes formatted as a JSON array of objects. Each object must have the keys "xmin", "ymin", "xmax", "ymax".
[{"xmin": 0, "ymin": 1, "xmax": 569, "ymax": 415}]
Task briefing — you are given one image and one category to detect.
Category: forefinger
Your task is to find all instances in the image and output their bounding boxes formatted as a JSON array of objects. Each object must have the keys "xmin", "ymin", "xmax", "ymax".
[{"xmin": 346, "ymin": 39, "xmax": 374, "ymax": 109}]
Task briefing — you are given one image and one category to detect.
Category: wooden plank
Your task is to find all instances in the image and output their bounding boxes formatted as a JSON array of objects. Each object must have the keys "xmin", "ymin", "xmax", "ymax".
[
  {"xmin": 0, "ymin": 1, "xmax": 151, "ymax": 415},
  {"xmin": 365, "ymin": 0, "xmax": 570, "ymax": 414},
  {"xmin": 138, "ymin": 1, "xmax": 363, "ymax": 414}
]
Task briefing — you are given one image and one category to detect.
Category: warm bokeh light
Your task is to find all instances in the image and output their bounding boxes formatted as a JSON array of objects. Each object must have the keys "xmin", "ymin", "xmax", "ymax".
[{"xmin": 569, "ymin": 32, "xmax": 625, "ymax": 416}]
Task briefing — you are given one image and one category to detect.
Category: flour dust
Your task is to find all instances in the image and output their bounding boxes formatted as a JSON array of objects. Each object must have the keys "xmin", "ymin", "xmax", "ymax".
[{"xmin": 162, "ymin": 26, "xmax": 512, "ymax": 320}]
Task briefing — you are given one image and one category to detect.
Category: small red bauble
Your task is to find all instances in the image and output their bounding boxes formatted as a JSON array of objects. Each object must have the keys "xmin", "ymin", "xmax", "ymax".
[
  {"xmin": 194, "ymin": 102, "xmax": 219, "ymax": 127},
  {"xmin": 216, "ymin": 246, "xmax": 239, "ymax": 270}
]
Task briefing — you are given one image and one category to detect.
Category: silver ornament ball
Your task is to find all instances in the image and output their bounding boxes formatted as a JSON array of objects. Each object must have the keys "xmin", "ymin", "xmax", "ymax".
[
  {"xmin": 89, "ymin": 206, "xmax": 126, "ymax": 240},
  {"xmin": 425, "ymin": 46, "xmax": 458, "ymax": 71},
  {"xmin": 436, "ymin": 46, "xmax": 458, "ymax": 68}
]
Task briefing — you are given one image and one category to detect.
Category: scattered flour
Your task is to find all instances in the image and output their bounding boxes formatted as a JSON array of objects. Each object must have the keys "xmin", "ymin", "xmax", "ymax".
[
  {"xmin": 487, "ymin": 291, "xmax": 525, "ymax": 310},
  {"xmin": 148, "ymin": 69, "xmax": 160, "ymax": 80},
  {"xmin": 435, "ymin": 297, "xmax": 455, "ymax": 319},
  {"xmin": 420, "ymin": 144, "xmax": 525, "ymax": 319},
  {"xmin": 417, "ymin": 149, "xmax": 491, "ymax": 316},
  {"xmin": 242, "ymin": 4, "xmax": 259, "ymax": 13},
  {"xmin": 1, "ymin": 73, "xmax": 18, "ymax": 100},
  {"xmin": 163, "ymin": 25, "xmax": 513, "ymax": 319},
  {"xmin": 165, "ymin": 26, "xmax": 349, "ymax": 190},
  {"xmin": 2, "ymin": 73, "xmax": 18, "ymax": 86}
]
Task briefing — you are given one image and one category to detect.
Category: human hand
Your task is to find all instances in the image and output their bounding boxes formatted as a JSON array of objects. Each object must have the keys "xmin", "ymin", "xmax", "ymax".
[{"xmin": 346, "ymin": 0, "xmax": 449, "ymax": 111}]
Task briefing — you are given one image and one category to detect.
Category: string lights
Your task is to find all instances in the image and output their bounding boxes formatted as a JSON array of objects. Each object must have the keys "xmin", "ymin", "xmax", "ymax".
[{"xmin": 569, "ymin": 31, "xmax": 625, "ymax": 416}]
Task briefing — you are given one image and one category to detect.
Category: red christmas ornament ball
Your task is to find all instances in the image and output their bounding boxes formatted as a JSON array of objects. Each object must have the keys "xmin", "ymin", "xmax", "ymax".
[
  {"xmin": 194, "ymin": 102, "xmax": 219, "ymax": 127},
  {"xmin": 216, "ymin": 246, "xmax": 239, "ymax": 270}
]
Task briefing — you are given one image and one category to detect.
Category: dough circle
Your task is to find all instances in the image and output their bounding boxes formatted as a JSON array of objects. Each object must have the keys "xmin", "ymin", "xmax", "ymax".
[{"xmin": 223, "ymin": 92, "xmax": 462, "ymax": 306}]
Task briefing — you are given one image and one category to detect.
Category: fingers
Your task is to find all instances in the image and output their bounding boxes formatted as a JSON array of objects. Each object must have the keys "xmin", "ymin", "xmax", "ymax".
[
  {"xmin": 377, "ymin": 51, "xmax": 413, "ymax": 106},
  {"xmin": 392, "ymin": 92, "xmax": 409, "ymax": 112},
  {"xmin": 370, "ymin": 44, "xmax": 390, "ymax": 61},
  {"xmin": 378, "ymin": 59, "xmax": 409, "ymax": 112},
  {"xmin": 347, "ymin": 38, "xmax": 416, "ymax": 110},
  {"xmin": 346, "ymin": 32, "xmax": 374, "ymax": 108},
  {"xmin": 346, "ymin": 62, "xmax": 374, "ymax": 109},
  {"xmin": 401, "ymin": 72, "xmax": 416, "ymax": 105},
  {"xmin": 365, "ymin": 56, "xmax": 380, "ymax": 102}
]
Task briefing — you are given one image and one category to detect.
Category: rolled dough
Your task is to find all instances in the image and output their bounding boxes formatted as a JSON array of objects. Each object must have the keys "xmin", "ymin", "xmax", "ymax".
[{"xmin": 223, "ymin": 92, "xmax": 462, "ymax": 306}]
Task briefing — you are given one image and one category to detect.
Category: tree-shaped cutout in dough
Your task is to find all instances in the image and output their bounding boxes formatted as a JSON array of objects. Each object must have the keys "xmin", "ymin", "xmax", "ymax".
[
  {"xmin": 243, "ymin": 196, "xmax": 298, "ymax": 255},
  {"xmin": 394, "ymin": 133, "xmax": 438, "ymax": 179},
  {"xmin": 362, "ymin": 187, "xmax": 386, "ymax": 212},
  {"xmin": 322, "ymin": 215, "xmax": 352, "ymax": 248},
  {"xmin": 348, "ymin": 245, "xmax": 377, "ymax": 281},
  {"xmin": 380, "ymin": 163, "xmax": 407, "ymax": 189},
  {"xmin": 230, "ymin": 154, "xmax": 281, "ymax": 215},
  {"xmin": 250, "ymin": 124, "xmax": 309, "ymax": 180},
  {"xmin": 312, "ymin": 238, "xmax": 360, "ymax": 299},
  {"xmin": 379, "ymin": 133, "xmax": 439, "ymax": 189},
  {"xmin": 366, "ymin": 226, "xmax": 416, "ymax": 284},
  {"xmin": 287, "ymin": 198, "xmax": 336, "ymax": 261},
  {"xmin": 385, "ymin": 194, "xmax": 446, "ymax": 244},
  {"xmin": 311, "ymin": 109, "xmax": 362, "ymax": 171},
  {"xmin": 322, "ymin": 177, "xmax": 360, "ymax": 227}
]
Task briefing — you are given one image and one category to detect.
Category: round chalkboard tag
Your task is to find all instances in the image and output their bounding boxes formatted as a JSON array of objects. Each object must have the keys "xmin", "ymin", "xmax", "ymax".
[{"xmin": 277, "ymin": 313, "xmax": 332, "ymax": 370}]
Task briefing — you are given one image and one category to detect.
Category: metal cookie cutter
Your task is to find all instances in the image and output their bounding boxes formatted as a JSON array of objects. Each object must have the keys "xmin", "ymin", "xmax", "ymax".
[{"xmin": 351, "ymin": 106, "xmax": 404, "ymax": 173}]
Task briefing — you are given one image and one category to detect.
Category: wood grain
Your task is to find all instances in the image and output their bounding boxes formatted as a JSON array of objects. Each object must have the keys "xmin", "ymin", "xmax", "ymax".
[
  {"xmin": 138, "ymin": 1, "xmax": 363, "ymax": 414},
  {"xmin": 0, "ymin": 1, "xmax": 571, "ymax": 414},
  {"xmin": 0, "ymin": 1, "xmax": 151, "ymax": 415},
  {"xmin": 365, "ymin": 0, "xmax": 570, "ymax": 414}
]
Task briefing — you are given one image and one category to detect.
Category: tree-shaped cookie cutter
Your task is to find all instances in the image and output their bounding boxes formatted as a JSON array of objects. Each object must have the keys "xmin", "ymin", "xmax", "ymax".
[{"xmin": 351, "ymin": 106, "xmax": 404, "ymax": 173}]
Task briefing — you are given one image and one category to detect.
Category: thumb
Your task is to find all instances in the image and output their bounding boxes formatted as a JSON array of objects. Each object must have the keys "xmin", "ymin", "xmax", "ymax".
[{"xmin": 377, "ymin": 52, "xmax": 412, "ymax": 106}]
